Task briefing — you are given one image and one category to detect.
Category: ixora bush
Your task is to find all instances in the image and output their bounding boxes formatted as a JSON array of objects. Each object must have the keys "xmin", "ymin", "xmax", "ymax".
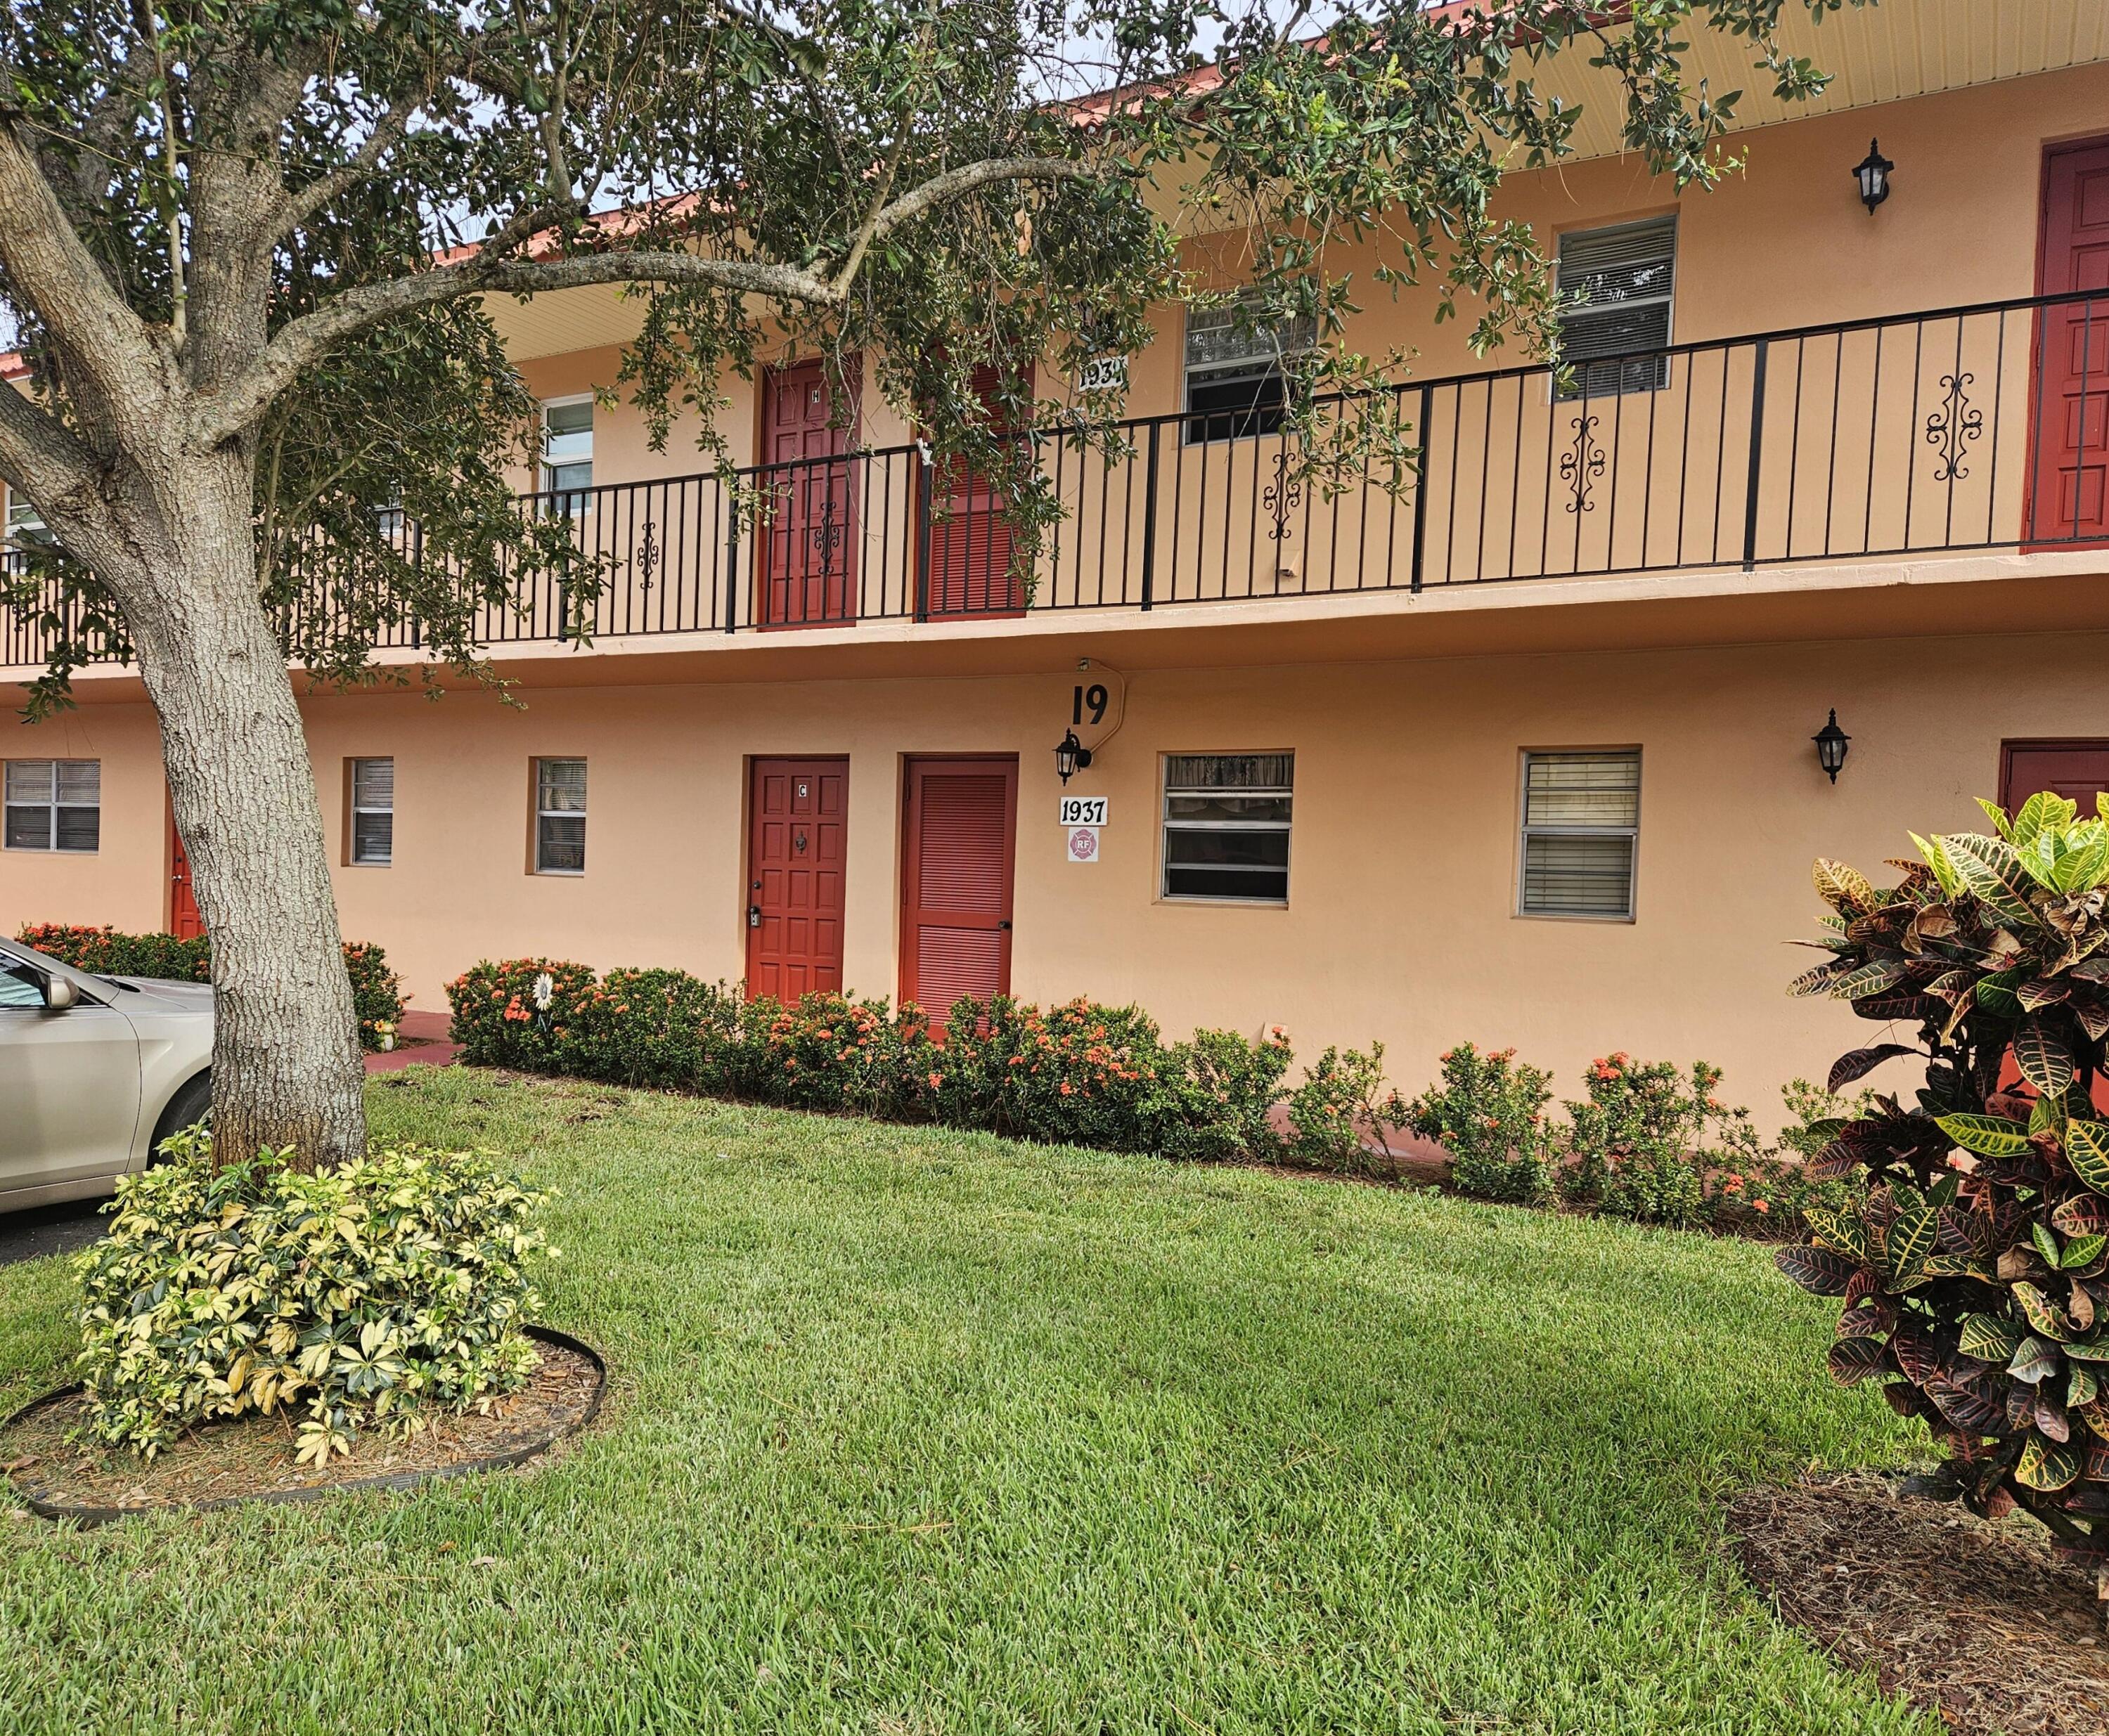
[
  {"xmin": 74, "ymin": 1132, "xmax": 549, "ymax": 1462},
  {"xmin": 1401, "ymin": 1043, "xmax": 1556, "ymax": 1204},
  {"xmin": 446, "ymin": 961, "xmax": 1294, "ymax": 1162},
  {"xmin": 18, "ymin": 923, "xmax": 407, "ymax": 1051},
  {"xmin": 1780, "ymin": 793, "xmax": 2109, "ymax": 1565}
]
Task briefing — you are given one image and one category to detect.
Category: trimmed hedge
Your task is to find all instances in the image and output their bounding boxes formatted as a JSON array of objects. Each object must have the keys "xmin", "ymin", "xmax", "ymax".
[
  {"xmin": 446, "ymin": 959, "xmax": 1294, "ymax": 1161},
  {"xmin": 16, "ymin": 922, "xmax": 407, "ymax": 1052}
]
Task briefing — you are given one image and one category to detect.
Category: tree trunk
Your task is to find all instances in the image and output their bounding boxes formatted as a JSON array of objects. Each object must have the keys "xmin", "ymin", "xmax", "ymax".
[{"xmin": 106, "ymin": 452, "xmax": 366, "ymax": 1170}]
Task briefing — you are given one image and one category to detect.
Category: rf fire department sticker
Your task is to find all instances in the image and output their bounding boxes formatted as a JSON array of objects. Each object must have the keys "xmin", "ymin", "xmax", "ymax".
[{"xmin": 1066, "ymin": 825, "xmax": 1100, "ymax": 864}]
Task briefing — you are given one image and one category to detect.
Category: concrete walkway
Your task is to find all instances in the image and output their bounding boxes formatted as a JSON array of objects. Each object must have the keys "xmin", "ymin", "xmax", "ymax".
[{"xmin": 364, "ymin": 1010, "xmax": 458, "ymax": 1074}]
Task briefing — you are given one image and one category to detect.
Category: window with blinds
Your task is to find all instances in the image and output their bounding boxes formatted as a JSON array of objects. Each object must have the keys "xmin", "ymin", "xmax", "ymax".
[
  {"xmin": 349, "ymin": 758, "xmax": 394, "ymax": 866},
  {"xmin": 1183, "ymin": 295, "xmax": 1318, "ymax": 444},
  {"xmin": 1555, "ymin": 217, "xmax": 1675, "ymax": 401},
  {"xmin": 534, "ymin": 758, "xmax": 587, "ymax": 874},
  {"xmin": 3, "ymin": 758, "xmax": 99, "ymax": 853},
  {"xmin": 1518, "ymin": 750, "xmax": 1640, "ymax": 919},
  {"xmin": 1161, "ymin": 752, "xmax": 1293, "ymax": 902},
  {"xmin": 541, "ymin": 399, "xmax": 594, "ymax": 514}
]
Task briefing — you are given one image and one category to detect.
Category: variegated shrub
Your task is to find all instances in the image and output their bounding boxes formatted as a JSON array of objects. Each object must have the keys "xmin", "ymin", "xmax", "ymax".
[
  {"xmin": 75, "ymin": 1134, "xmax": 550, "ymax": 1463},
  {"xmin": 1781, "ymin": 791, "xmax": 2109, "ymax": 1563}
]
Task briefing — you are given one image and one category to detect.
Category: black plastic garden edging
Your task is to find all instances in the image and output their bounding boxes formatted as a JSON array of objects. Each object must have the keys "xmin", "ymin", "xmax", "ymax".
[{"xmin": 0, "ymin": 1323, "xmax": 605, "ymax": 1528}]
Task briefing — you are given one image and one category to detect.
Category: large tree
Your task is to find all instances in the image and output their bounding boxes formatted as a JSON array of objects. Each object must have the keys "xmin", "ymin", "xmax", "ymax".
[{"xmin": 0, "ymin": 0, "xmax": 1852, "ymax": 1167}]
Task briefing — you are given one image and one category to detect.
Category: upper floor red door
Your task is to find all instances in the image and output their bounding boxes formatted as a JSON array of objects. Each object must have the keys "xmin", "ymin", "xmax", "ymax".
[
  {"xmin": 2030, "ymin": 140, "xmax": 2109, "ymax": 544},
  {"xmin": 921, "ymin": 365, "xmax": 1028, "ymax": 620},
  {"xmin": 169, "ymin": 812, "xmax": 203, "ymax": 940},
  {"xmin": 759, "ymin": 360, "xmax": 858, "ymax": 628},
  {"xmin": 744, "ymin": 758, "xmax": 847, "ymax": 1001},
  {"xmin": 2001, "ymin": 739, "xmax": 2109, "ymax": 814}
]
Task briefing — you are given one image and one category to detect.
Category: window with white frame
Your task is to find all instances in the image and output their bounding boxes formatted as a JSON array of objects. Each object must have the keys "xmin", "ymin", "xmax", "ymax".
[
  {"xmin": 4, "ymin": 758, "xmax": 100, "ymax": 853},
  {"xmin": 1182, "ymin": 295, "xmax": 1318, "ymax": 443},
  {"xmin": 541, "ymin": 399, "xmax": 594, "ymax": 510},
  {"xmin": 4, "ymin": 484, "xmax": 48, "ymax": 550},
  {"xmin": 1555, "ymin": 217, "xmax": 1676, "ymax": 401},
  {"xmin": 349, "ymin": 758, "xmax": 394, "ymax": 866},
  {"xmin": 1518, "ymin": 750, "xmax": 1641, "ymax": 919},
  {"xmin": 1161, "ymin": 752, "xmax": 1293, "ymax": 902},
  {"xmin": 534, "ymin": 758, "xmax": 586, "ymax": 874}
]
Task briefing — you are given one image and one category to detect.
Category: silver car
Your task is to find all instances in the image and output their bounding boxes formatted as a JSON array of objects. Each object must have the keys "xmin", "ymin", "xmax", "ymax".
[{"xmin": 0, "ymin": 935, "xmax": 212, "ymax": 1210}]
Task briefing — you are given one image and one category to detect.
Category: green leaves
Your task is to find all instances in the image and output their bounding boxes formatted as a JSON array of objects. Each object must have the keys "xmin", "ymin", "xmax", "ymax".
[
  {"xmin": 2013, "ymin": 1018, "xmax": 2075, "ymax": 1097},
  {"xmin": 1957, "ymin": 1313, "xmax": 2022, "ymax": 1362},
  {"xmin": 1883, "ymin": 1206, "xmax": 1938, "ymax": 1281},
  {"xmin": 1812, "ymin": 857, "xmax": 1877, "ymax": 916},
  {"xmin": 1940, "ymin": 833, "xmax": 2039, "ymax": 924},
  {"xmin": 2067, "ymin": 1120, "xmax": 2109, "ymax": 1194},
  {"xmin": 1775, "ymin": 1244, "xmax": 1862, "ymax": 1296},
  {"xmin": 1933, "ymin": 1113, "xmax": 2032, "ymax": 1158},
  {"xmin": 2016, "ymin": 1432, "xmax": 2082, "ymax": 1491}
]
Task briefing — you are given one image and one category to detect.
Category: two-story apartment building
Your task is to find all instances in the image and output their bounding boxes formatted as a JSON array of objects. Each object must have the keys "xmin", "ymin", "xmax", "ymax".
[{"xmin": 5, "ymin": 0, "xmax": 2108, "ymax": 1120}]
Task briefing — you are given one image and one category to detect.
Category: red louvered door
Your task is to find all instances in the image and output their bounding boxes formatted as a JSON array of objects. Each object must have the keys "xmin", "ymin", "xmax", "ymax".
[
  {"xmin": 745, "ymin": 759, "xmax": 847, "ymax": 999},
  {"xmin": 921, "ymin": 365, "xmax": 1028, "ymax": 619},
  {"xmin": 900, "ymin": 758, "xmax": 1017, "ymax": 1017}
]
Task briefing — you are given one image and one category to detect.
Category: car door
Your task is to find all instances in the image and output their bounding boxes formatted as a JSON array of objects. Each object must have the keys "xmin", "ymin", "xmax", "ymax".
[{"xmin": 0, "ymin": 952, "xmax": 141, "ymax": 1192}]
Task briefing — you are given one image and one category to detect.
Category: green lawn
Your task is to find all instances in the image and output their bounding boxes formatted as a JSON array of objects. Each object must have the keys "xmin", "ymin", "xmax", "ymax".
[{"xmin": 0, "ymin": 1068, "xmax": 1933, "ymax": 1735}]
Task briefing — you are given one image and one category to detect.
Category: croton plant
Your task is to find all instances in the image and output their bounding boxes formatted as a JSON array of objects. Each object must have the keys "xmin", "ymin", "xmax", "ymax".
[{"xmin": 1782, "ymin": 791, "xmax": 2109, "ymax": 1572}]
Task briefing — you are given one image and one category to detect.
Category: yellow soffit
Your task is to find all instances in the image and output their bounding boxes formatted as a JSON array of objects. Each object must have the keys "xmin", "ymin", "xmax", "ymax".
[
  {"xmin": 1548, "ymin": 0, "xmax": 2109, "ymax": 161},
  {"xmin": 487, "ymin": 0, "xmax": 2108, "ymax": 356}
]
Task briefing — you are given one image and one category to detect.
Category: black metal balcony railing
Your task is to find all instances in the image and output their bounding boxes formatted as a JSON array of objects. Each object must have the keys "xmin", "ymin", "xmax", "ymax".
[{"xmin": 6, "ymin": 288, "xmax": 2108, "ymax": 670}]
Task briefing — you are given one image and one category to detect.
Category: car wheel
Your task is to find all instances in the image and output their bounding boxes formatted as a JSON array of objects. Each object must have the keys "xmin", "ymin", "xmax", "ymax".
[{"xmin": 149, "ymin": 1070, "xmax": 212, "ymax": 1160}]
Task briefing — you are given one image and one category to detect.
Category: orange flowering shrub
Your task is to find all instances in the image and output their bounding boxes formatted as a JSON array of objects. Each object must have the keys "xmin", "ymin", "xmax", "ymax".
[
  {"xmin": 744, "ymin": 990, "xmax": 931, "ymax": 1117},
  {"xmin": 443, "ymin": 966, "xmax": 1292, "ymax": 1159},
  {"xmin": 445, "ymin": 958, "xmax": 595, "ymax": 1070}
]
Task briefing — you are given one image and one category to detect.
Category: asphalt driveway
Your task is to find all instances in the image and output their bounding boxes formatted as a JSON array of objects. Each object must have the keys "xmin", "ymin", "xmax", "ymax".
[{"xmin": 0, "ymin": 1198, "xmax": 107, "ymax": 1268}]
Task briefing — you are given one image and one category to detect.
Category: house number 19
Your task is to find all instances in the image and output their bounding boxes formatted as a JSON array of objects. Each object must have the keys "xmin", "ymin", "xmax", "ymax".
[{"xmin": 1073, "ymin": 683, "xmax": 1109, "ymax": 726}]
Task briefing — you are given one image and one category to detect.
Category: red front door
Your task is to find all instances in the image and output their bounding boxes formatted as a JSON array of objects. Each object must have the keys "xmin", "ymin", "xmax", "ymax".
[
  {"xmin": 922, "ymin": 365, "xmax": 1029, "ymax": 619},
  {"xmin": 744, "ymin": 759, "xmax": 847, "ymax": 1001},
  {"xmin": 900, "ymin": 758, "xmax": 1017, "ymax": 1018},
  {"xmin": 759, "ymin": 360, "xmax": 858, "ymax": 627},
  {"xmin": 2001, "ymin": 739, "xmax": 2109, "ymax": 814},
  {"xmin": 2030, "ymin": 140, "xmax": 2109, "ymax": 544},
  {"xmin": 169, "ymin": 811, "xmax": 203, "ymax": 940}
]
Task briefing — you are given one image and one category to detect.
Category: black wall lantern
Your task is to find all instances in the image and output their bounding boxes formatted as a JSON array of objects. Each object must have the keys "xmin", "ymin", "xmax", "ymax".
[
  {"xmin": 1853, "ymin": 138, "xmax": 1893, "ymax": 214},
  {"xmin": 1054, "ymin": 728, "xmax": 1094, "ymax": 785},
  {"xmin": 1813, "ymin": 709, "xmax": 1851, "ymax": 783}
]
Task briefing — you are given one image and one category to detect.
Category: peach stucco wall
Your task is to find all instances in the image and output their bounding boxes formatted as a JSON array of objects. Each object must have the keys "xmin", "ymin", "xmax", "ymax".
[
  {"xmin": 488, "ymin": 60, "xmax": 2109, "ymax": 487},
  {"xmin": 7, "ymin": 628, "xmax": 2105, "ymax": 1126}
]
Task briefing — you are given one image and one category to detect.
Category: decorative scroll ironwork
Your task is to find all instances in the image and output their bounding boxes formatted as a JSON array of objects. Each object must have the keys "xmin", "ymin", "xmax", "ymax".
[
  {"xmin": 1559, "ymin": 413, "xmax": 1606, "ymax": 514},
  {"xmin": 1925, "ymin": 371, "xmax": 1983, "ymax": 483},
  {"xmin": 1263, "ymin": 450, "xmax": 1303, "ymax": 542},
  {"xmin": 809, "ymin": 491, "xmax": 845, "ymax": 566},
  {"xmin": 634, "ymin": 519, "xmax": 659, "ymax": 592}
]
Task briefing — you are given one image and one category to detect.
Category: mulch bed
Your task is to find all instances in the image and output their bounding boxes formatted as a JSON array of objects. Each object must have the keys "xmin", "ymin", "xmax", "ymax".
[
  {"xmin": 1, "ymin": 1330, "xmax": 601, "ymax": 1523},
  {"xmin": 1730, "ymin": 1472, "xmax": 2109, "ymax": 1735}
]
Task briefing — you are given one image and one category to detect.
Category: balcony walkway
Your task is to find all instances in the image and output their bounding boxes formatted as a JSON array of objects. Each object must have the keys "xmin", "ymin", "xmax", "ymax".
[{"xmin": 8, "ymin": 289, "xmax": 2109, "ymax": 680}]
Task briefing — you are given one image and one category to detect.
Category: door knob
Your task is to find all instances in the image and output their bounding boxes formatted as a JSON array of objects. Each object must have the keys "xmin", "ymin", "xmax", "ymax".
[{"xmin": 998, "ymin": 920, "xmax": 1012, "ymax": 931}]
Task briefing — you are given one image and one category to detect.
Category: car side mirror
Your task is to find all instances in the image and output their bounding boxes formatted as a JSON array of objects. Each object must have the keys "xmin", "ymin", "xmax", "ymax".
[{"xmin": 42, "ymin": 976, "xmax": 79, "ymax": 1011}]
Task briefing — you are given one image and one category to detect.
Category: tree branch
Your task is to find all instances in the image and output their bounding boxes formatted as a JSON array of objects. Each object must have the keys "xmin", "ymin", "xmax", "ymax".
[
  {"xmin": 858, "ymin": 157, "xmax": 1104, "ymax": 248},
  {"xmin": 276, "ymin": 100, "xmax": 424, "ymax": 240},
  {"xmin": 0, "ymin": 119, "xmax": 173, "ymax": 420},
  {"xmin": 201, "ymin": 155, "xmax": 1109, "ymax": 449},
  {"xmin": 196, "ymin": 250, "xmax": 844, "ymax": 446},
  {"xmin": 0, "ymin": 375, "xmax": 101, "ymax": 522}
]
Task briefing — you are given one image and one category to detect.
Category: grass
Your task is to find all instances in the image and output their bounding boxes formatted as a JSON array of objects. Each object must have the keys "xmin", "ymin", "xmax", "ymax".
[{"xmin": 0, "ymin": 1067, "xmax": 1935, "ymax": 1735}]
